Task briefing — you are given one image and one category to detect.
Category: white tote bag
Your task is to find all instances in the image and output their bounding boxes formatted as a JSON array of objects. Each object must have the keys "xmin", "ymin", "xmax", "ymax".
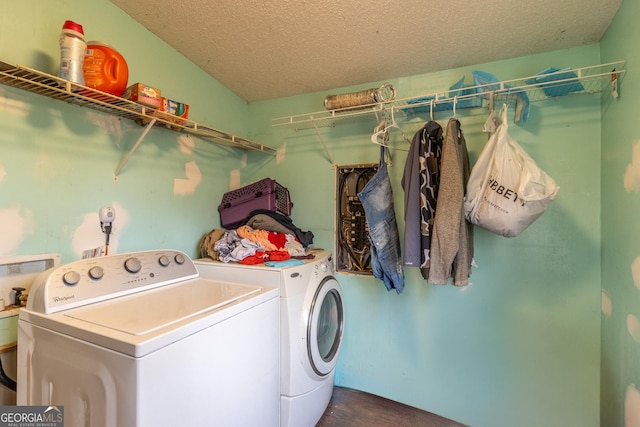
[{"xmin": 464, "ymin": 104, "xmax": 559, "ymax": 237}]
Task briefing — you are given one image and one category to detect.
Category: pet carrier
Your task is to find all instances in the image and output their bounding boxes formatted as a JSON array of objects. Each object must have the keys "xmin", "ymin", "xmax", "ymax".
[{"xmin": 218, "ymin": 178, "xmax": 293, "ymax": 229}]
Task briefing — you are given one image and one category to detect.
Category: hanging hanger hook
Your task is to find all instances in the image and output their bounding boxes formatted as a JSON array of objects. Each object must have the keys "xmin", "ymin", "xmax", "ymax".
[
  {"xmin": 430, "ymin": 99, "xmax": 434, "ymax": 121},
  {"xmin": 453, "ymin": 96, "xmax": 458, "ymax": 118},
  {"xmin": 384, "ymin": 106, "xmax": 410, "ymax": 144}
]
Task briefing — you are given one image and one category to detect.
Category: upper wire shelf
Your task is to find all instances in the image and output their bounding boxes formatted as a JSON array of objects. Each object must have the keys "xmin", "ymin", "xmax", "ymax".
[
  {"xmin": 0, "ymin": 61, "xmax": 275, "ymax": 154},
  {"xmin": 273, "ymin": 61, "xmax": 625, "ymax": 129}
]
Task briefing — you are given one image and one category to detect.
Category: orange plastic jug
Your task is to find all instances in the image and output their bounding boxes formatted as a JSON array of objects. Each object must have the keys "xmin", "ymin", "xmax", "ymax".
[{"xmin": 83, "ymin": 41, "xmax": 129, "ymax": 97}]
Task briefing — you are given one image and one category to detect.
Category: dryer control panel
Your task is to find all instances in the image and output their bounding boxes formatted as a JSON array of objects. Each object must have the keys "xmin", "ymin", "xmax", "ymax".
[{"xmin": 26, "ymin": 250, "xmax": 198, "ymax": 314}]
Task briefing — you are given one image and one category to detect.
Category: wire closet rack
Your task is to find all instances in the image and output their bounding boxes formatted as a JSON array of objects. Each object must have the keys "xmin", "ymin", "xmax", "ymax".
[
  {"xmin": 0, "ymin": 60, "xmax": 275, "ymax": 177},
  {"xmin": 272, "ymin": 61, "xmax": 625, "ymax": 129}
]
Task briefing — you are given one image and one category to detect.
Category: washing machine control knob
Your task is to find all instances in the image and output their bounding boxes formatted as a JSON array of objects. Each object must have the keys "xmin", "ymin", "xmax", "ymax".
[
  {"xmin": 124, "ymin": 257, "xmax": 142, "ymax": 274},
  {"xmin": 320, "ymin": 263, "xmax": 328, "ymax": 273},
  {"xmin": 158, "ymin": 255, "xmax": 170, "ymax": 267},
  {"xmin": 174, "ymin": 254, "xmax": 186, "ymax": 265},
  {"xmin": 88, "ymin": 266, "xmax": 105, "ymax": 280},
  {"xmin": 63, "ymin": 271, "xmax": 81, "ymax": 286}
]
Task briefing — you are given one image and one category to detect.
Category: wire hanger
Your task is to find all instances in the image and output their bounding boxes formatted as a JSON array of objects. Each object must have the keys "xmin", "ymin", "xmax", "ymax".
[{"xmin": 430, "ymin": 99, "xmax": 435, "ymax": 121}]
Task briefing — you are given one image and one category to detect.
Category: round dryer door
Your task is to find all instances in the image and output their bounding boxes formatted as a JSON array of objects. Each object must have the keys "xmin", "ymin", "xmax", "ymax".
[{"xmin": 307, "ymin": 275, "xmax": 344, "ymax": 376}]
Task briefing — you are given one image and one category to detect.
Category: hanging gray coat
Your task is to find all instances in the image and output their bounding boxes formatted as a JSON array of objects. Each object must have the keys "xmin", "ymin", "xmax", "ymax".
[{"xmin": 428, "ymin": 118, "xmax": 474, "ymax": 286}]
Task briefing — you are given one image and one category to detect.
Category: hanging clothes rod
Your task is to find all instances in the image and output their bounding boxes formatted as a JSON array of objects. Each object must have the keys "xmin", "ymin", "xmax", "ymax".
[{"xmin": 272, "ymin": 61, "xmax": 625, "ymax": 128}]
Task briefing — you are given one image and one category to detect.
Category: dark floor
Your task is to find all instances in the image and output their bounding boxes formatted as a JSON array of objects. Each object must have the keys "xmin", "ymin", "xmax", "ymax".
[{"xmin": 316, "ymin": 387, "xmax": 468, "ymax": 427}]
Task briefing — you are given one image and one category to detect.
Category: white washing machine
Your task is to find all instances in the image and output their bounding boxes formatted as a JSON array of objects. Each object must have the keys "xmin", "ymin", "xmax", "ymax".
[
  {"xmin": 17, "ymin": 249, "xmax": 280, "ymax": 427},
  {"xmin": 195, "ymin": 249, "xmax": 344, "ymax": 427}
]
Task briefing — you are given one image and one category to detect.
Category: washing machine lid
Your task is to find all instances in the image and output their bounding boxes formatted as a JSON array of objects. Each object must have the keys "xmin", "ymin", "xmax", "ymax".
[
  {"xmin": 64, "ymin": 279, "xmax": 260, "ymax": 336},
  {"xmin": 20, "ymin": 278, "xmax": 276, "ymax": 357}
]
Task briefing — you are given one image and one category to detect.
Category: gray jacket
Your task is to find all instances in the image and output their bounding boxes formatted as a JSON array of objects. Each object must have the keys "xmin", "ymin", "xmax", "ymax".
[{"xmin": 428, "ymin": 118, "xmax": 474, "ymax": 286}]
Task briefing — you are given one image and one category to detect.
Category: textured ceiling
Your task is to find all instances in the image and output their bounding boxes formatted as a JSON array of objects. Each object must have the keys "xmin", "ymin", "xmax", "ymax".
[{"xmin": 109, "ymin": 0, "xmax": 622, "ymax": 103}]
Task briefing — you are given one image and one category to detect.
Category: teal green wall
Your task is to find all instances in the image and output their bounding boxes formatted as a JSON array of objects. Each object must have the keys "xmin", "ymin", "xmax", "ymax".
[
  {"xmin": 600, "ymin": 0, "xmax": 640, "ymax": 425},
  {"xmin": 1, "ymin": 0, "xmax": 632, "ymax": 426},
  {"xmin": 251, "ymin": 47, "xmax": 604, "ymax": 426},
  {"xmin": 0, "ymin": 0, "xmax": 252, "ymax": 262}
]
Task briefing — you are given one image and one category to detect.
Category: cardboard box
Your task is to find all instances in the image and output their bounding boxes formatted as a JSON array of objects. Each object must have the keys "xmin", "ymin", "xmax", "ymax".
[
  {"xmin": 163, "ymin": 98, "xmax": 189, "ymax": 124},
  {"xmin": 152, "ymin": 97, "xmax": 189, "ymax": 125},
  {"xmin": 122, "ymin": 83, "xmax": 162, "ymax": 109}
]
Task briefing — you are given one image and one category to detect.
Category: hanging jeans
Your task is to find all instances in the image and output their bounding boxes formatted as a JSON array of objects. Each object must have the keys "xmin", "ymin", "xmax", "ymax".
[{"xmin": 358, "ymin": 147, "xmax": 405, "ymax": 293}]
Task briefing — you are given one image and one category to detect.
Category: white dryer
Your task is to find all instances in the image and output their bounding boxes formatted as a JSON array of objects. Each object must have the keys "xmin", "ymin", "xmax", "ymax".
[
  {"xmin": 18, "ymin": 250, "xmax": 280, "ymax": 427},
  {"xmin": 195, "ymin": 249, "xmax": 344, "ymax": 427}
]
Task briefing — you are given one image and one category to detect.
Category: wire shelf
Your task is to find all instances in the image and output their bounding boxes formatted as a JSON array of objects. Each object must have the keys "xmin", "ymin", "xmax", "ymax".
[
  {"xmin": 273, "ymin": 61, "xmax": 625, "ymax": 128},
  {"xmin": 0, "ymin": 61, "xmax": 275, "ymax": 154}
]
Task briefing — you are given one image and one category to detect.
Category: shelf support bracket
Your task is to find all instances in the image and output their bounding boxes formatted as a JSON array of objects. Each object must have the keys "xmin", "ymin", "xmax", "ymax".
[
  {"xmin": 113, "ymin": 119, "xmax": 157, "ymax": 181},
  {"xmin": 312, "ymin": 121, "xmax": 334, "ymax": 165}
]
